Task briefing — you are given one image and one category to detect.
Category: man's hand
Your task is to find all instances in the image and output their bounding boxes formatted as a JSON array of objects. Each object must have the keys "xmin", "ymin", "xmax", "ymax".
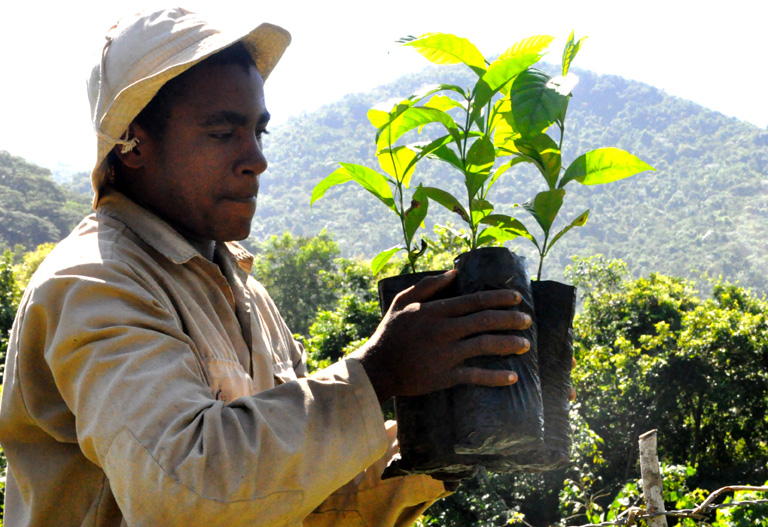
[{"xmin": 350, "ymin": 270, "xmax": 532, "ymax": 404}]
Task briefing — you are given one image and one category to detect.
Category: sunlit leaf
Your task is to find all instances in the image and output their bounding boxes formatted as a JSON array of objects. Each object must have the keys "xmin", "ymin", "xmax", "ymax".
[
  {"xmin": 377, "ymin": 145, "xmax": 419, "ymax": 186},
  {"xmin": 562, "ymin": 31, "xmax": 587, "ymax": 76},
  {"xmin": 521, "ymin": 188, "xmax": 565, "ymax": 234},
  {"xmin": 509, "ymin": 69, "xmax": 569, "ymax": 138},
  {"xmin": 338, "ymin": 162, "xmax": 397, "ymax": 212},
  {"xmin": 547, "ymin": 73, "xmax": 579, "ymax": 97},
  {"xmin": 548, "ymin": 209, "xmax": 589, "ymax": 250},
  {"xmin": 376, "ymin": 107, "xmax": 459, "ymax": 151},
  {"xmin": 422, "ymin": 186, "xmax": 469, "ymax": 224},
  {"xmin": 404, "ymin": 185, "xmax": 429, "ymax": 246},
  {"xmin": 310, "ymin": 166, "xmax": 352, "ymax": 205},
  {"xmin": 559, "ymin": 148, "xmax": 656, "ymax": 187},
  {"xmin": 403, "ymin": 33, "xmax": 487, "ymax": 76},
  {"xmin": 424, "ymin": 94, "xmax": 465, "ymax": 113},
  {"xmin": 371, "ymin": 246, "xmax": 403, "ymax": 275}
]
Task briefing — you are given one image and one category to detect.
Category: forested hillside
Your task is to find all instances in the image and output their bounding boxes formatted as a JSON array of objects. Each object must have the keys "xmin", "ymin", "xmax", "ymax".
[
  {"xmin": 0, "ymin": 151, "xmax": 91, "ymax": 251},
  {"xmin": 255, "ymin": 63, "xmax": 768, "ymax": 294}
]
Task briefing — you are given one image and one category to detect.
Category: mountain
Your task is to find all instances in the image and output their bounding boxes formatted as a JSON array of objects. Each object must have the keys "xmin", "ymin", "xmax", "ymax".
[
  {"xmin": 0, "ymin": 151, "xmax": 91, "ymax": 252},
  {"xmin": 4, "ymin": 63, "xmax": 767, "ymax": 295},
  {"xmin": 255, "ymin": 63, "xmax": 768, "ymax": 294}
]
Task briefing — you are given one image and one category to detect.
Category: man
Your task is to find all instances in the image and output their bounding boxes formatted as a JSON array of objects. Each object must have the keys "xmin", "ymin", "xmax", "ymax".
[{"xmin": 0, "ymin": 8, "xmax": 531, "ymax": 527}]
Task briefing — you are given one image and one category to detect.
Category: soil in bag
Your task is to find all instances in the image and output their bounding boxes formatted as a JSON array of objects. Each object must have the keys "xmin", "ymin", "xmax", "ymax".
[
  {"xmin": 451, "ymin": 247, "xmax": 544, "ymax": 456},
  {"xmin": 378, "ymin": 272, "xmax": 478, "ymax": 481},
  {"xmin": 511, "ymin": 280, "xmax": 576, "ymax": 471}
]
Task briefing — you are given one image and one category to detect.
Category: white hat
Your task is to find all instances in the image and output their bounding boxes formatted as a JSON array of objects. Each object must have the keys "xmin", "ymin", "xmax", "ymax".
[{"xmin": 87, "ymin": 7, "xmax": 291, "ymax": 207}]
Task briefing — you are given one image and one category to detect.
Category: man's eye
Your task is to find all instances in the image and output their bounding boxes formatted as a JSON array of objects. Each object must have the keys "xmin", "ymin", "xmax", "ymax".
[
  {"xmin": 209, "ymin": 131, "xmax": 233, "ymax": 140},
  {"xmin": 256, "ymin": 128, "xmax": 270, "ymax": 140}
]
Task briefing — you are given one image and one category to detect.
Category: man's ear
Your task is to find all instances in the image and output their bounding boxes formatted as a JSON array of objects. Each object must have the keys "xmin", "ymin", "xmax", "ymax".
[{"xmin": 111, "ymin": 123, "xmax": 150, "ymax": 170}]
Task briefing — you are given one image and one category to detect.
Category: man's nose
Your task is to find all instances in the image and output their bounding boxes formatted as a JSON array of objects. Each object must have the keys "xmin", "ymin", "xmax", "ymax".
[{"xmin": 239, "ymin": 136, "xmax": 268, "ymax": 176}]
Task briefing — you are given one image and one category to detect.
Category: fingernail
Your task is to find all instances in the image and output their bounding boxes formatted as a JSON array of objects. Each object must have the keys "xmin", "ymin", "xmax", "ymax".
[
  {"xmin": 521, "ymin": 339, "xmax": 530, "ymax": 353},
  {"xmin": 508, "ymin": 372, "xmax": 518, "ymax": 384},
  {"xmin": 523, "ymin": 314, "xmax": 532, "ymax": 327}
]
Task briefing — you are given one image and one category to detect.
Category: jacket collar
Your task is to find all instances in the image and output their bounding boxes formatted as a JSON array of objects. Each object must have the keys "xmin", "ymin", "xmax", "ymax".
[{"xmin": 96, "ymin": 187, "xmax": 255, "ymax": 275}]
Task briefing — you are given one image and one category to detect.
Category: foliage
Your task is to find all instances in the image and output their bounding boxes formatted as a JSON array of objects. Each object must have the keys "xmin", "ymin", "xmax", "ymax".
[
  {"xmin": 310, "ymin": 33, "xmax": 653, "ymax": 278},
  {"xmin": 0, "ymin": 151, "xmax": 90, "ymax": 250},
  {"xmin": 251, "ymin": 60, "xmax": 768, "ymax": 295},
  {"xmin": 12, "ymin": 242, "xmax": 55, "ymax": 291},
  {"xmin": 571, "ymin": 256, "xmax": 768, "ymax": 504},
  {"xmin": 0, "ymin": 251, "xmax": 20, "ymax": 386}
]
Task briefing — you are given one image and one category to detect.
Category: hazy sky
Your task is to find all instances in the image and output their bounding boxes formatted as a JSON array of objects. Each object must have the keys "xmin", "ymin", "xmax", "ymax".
[{"xmin": 1, "ymin": 0, "xmax": 766, "ymax": 173}]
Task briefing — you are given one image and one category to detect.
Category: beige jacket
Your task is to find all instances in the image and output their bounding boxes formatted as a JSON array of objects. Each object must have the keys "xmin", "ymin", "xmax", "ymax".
[{"xmin": 0, "ymin": 190, "xmax": 447, "ymax": 527}]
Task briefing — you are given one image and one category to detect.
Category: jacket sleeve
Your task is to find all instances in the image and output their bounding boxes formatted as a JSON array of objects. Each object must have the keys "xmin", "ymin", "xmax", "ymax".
[
  {"xmin": 304, "ymin": 420, "xmax": 451, "ymax": 527},
  {"xmin": 26, "ymin": 259, "xmax": 388, "ymax": 527}
]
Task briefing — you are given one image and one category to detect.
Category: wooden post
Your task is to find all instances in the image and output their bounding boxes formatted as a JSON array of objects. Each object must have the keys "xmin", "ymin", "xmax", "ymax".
[{"xmin": 638, "ymin": 430, "xmax": 668, "ymax": 527}]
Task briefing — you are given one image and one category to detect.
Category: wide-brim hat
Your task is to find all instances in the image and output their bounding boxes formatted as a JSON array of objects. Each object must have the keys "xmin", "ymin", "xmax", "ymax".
[{"xmin": 87, "ymin": 7, "xmax": 291, "ymax": 208}]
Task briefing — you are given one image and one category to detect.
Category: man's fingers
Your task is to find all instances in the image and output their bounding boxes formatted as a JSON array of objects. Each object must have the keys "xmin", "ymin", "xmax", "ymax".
[
  {"xmin": 427, "ymin": 289, "xmax": 523, "ymax": 318},
  {"xmin": 457, "ymin": 309, "xmax": 532, "ymax": 335},
  {"xmin": 450, "ymin": 334, "xmax": 530, "ymax": 363},
  {"xmin": 392, "ymin": 270, "xmax": 457, "ymax": 307},
  {"xmin": 452, "ymin": 367, "xmax": 518, "ymax": 387}
]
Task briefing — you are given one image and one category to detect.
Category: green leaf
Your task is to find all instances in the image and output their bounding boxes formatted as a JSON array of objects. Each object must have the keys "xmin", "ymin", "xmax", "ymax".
[
  {"xmin": 424, "ymin": 94, "xmax": 465, "ymax": 113},
  {"xmin": 310, "ymin": 166, "xmax": 352, "ymax": 205},
  {"xmin": 371, "ymin": 246, "xmax": 403, "ymax": 275},
  {"xmin": 473, "ymin": 35, "xmax": 554, "ymax": 111},
  {"xmin": 337, "ymin": 163, "xmax": 397, "ymax": 212},
  {"xmin": 562, "ymin": 31, "xmax": 587, "ymax": 76},
  {"xmin": 481, "ymin": 214, "xmax": 538, "ymax": 246},
  {"xmin": 403, "ymin": 33, "xmax": 487, "ymax": 76},
  {"xmin": 521, "ymin": 188, "xmax": 565, "ymax": 234},
  {"xmin": 548, "ymin": 209, "xmax": 589, "ymax": 250},
  {"xmin": 404, "ymin": 185, "xmax": 429, "ymax": 246},
  {"xmin": 427, "ymin": 144, "xmax": 463, "ymax": 172},
  {"xmin": 487, "ymin": 157, "xmax": 527, "ymax": 191},
  {"xmin": 559, "ymin": 148, "xmax": 656, "ymax": 188},
  {"xmin": 465, "ymin": 136, "xmax": 496, "ymax": 198},
  {"xmin": 377, "ymin": 145, "xmax": 419, "ymax": 186},
  {"xmin": 515, "ymin": 134, "xmax": 561, "ymax": 189},
  {"xmin": 421, "ymin": 187, "xmax": 469, "ymax": 224},
  {"xmin": 376, "ymin": 107, "xmax": 458, "ymax": 151},
  {"xmin": 509, "ymin": 69, "xmax": 569, "ymax": 139},
  {"xmin": 471, "ymin": 198, "xmax": 494, "ymax": 226}
]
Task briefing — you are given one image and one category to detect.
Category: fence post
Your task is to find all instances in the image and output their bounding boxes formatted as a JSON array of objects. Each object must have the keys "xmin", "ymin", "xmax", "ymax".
[{"xmin": 638, "ymin": 430, "xmax": 668, "ymax": 527}]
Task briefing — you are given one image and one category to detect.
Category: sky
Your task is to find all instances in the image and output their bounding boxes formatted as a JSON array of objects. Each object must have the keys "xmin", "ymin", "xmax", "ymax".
[{"xmin": 1, "ymin": 0, "xmax": 766, "ymax": 174}]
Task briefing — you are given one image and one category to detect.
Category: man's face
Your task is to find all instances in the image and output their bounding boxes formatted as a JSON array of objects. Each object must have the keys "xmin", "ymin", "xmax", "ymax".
[{"xmin": 130, "ymin": 61, "xmax": 269, "ymax": 243}]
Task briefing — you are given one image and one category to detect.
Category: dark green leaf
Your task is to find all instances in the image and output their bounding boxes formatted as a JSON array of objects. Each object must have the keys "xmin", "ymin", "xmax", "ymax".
[
  {"xmin": 515, "ymin": 134, "xmax": 561, "ymax": 189},
  {"xmin": 465, "ymin": 136, "xmax": 496, "ymax": 198},
  {"xmin": 509, "ymin": 69, "xmax": 569, "ymax": 139},
  {"xmin": 480, "ymin": 214, "xmax": 538, "ymax": 246},
  {"xmin": 421, "ymin": 187, "xmax": 469, "ymax": 224},
  {"xmin": 472, "ymin": 35, "xmax": 553, "ymax": 112},
  {"xmin": 521, "ymin": 188, "xmax": 565, "ymax": 234},
  {"xmin": 559, "ymin": 148, "xmax": 656, "ymax": 188}
]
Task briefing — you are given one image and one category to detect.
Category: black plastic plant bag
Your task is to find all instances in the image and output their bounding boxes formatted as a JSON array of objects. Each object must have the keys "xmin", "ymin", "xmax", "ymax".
[
  {"xmin": 512, "ymin": 280, "xmax": 576, "ymax": 471},
  {"xmin": 451, "ymin": 247, "xmax": 544, "ymax": 456},
  {"xmin": 376, "ymin": 249, "xmax": 575, "ymax": 479}
]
